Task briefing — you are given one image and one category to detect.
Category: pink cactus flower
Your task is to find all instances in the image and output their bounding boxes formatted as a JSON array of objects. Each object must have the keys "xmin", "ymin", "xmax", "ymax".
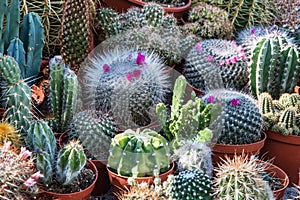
[
  {"xmin": 251, "ymin": 27, "xmax": 257, "ymax": 34},
  {"xmin": 231, "ymin": 56, "xmax": 238, "ymax": 63},
  {"xmin": 133, "ymin": 70, "xmax": 142, "ymax": 78},
  {"xmin": 207, "ymin": 96, "xmax": 215, "ymax": 103},
  {"xmin": 2, "ymin": 141, "xmax": 12, "ymax": 151},
  {"xmin": 18, "ymin": 147, "xmax": 32, "ymax": 160},
  {"xmin": 227, "ymin": 59, "xmax": 232, "ymax": 65},
  {"xmin": 30, "ymin": 171, "xmax": 44, "ymax": 181},
  {"xmin": 229, "ymin": 40, "xmax": 237, "ymax": 45},
  {"xmin": 126, "ymin": 72, "xmax": 133, "ymax": 81},
  {"xmin": 23, "ymin": 178, "xmax": 36, "ymax": 189},
  {"xmin": 238, "ymin": 53, "xmax": 246, "ymax": 60},
  {"xmin": 195, "ymin": 42, "xmax": 202, "ymax": 53},
  {"xmin": 103, "ymin": 64, "xmax": 110, "ymax": 72},
  {"xmin": 231, "ymin": 99, "xmax": 241, "ymax": 107},
  {"xmin": 207, "ymin": 55, "xmax": 213, "ymax": 62},
  {"xmin": 136, "ymin": 52, "xmax": 146, "ymax": 65}
]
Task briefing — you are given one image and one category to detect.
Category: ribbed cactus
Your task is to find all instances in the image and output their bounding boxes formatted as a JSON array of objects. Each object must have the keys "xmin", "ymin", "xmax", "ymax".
[
  {"xmin": 272, "ymin": 107, "xmax": 299, "ymax": 135},
  {"xmin": 49, "ymin": 56, "xmax": 79, "ymax": 132},
  {"xmin": 143, "ymin": 0, "xmax": 186, "ymax": 7},
  {"xmin": 170, "ymin": 170, "xmax": 213, "ymax": 200},
  {"xmin": 185, "ymin": 39, "xmax": 248, "ymax": 91},
  {"xmin": 107, "ymin": 128, "xmax": 171, "ymax": 177},
  {"xmin": 203, "ymin": 89, "xmax": 263, "ymax": 144},
  {"xmin": 214, "ymin": 154, "xmax": 274, "ymax": 200},
  {"xmin": 96, "ymin": 8, "xmax": 120, "ymax": 38},
  {"xmin": 56, "ymin": 141, "xmax": 86, "ymax": 185},
  {"xmin": 69, "ymin": 109, "xmax": 117, "ymax": 160},
  {"xmin": 79, "ymin": 49, "xmax": 169, "ymax": 129},
  {"xmin": 60, "ymin": 0, "xmax": 94, "ymax": 74},
  {"xmin": 250, "ymin": 33, "xmax": 300, "ymax": 99}
]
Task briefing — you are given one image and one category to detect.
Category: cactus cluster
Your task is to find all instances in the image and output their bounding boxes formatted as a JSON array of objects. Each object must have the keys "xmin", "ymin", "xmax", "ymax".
[
  {"xmin": 214, "ymin": 154, "xmax": 274, "ymax": 200},
  {"xmin": 107, "ymin": 128, "xmax": 171, "ymax": 178},
  {"xmin": 69, "ymin": 109, "xmax": 117, "ymax": 160},
  {"xmin": 258, "ymin": 92, "xmax": 300, "ymax": 136},
  {"xmin": 79, "ymin": 49, "xmax": 169, "ymax": 129},
  {"xmin": 203, "ymin": 89, "xmax": 263, "ymax": 145},
  {"xmin": 60, "ymin": 0, "xmax": 94, "ymax": 74},
  {"xmin": 183, "ymin": 2, "xmax": 233, "ymax": 39},
  {"xmin": 0, "ymin": 141, "xmax": 39, "ymax": 199},
  {"xmin": 185, "ymin": 39, "xmax": 248, "ymax": 91},
  {"xmin": 48, "ymin": 56, "xmax": 79, "ymax": 132},
  {"xmin": 0, "ymin": 0, "xmax": 44, "ymax": 81}
]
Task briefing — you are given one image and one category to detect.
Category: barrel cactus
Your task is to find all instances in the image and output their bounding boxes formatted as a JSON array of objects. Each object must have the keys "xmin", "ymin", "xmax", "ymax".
[
  {"xmin": 170, "ymin": 170, "xmax": 213, "ymax": 200},
  {"xmin": 141, "ymin": 3, "xmax": 164, "ymax": 27},
  {"xmin": 202, "ymin": 89, "xmax": 263, "ymax": 144},
  {"xmin": 184, "ymin": 39, "xmax": 248, "ymax": 91},
  {"xmin": 107, "ymin": 128, "xmax": 171, "ymax": 177}
]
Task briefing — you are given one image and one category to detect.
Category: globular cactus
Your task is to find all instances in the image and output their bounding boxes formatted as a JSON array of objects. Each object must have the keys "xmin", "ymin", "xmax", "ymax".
[
  {"xmin": 107, "ymin": 128, "xmax": 171, "ymax": 177},
  {"xmin": 49, "ymin": 56, "xmax": 79, "ymax": 132},
  {"xmin": 258, "ymin": 93, "xmax": 278, "ymax": 130},
  {"xmin": 141, "ymin": 3, "xmax": 164, "ymax": 27},
  {"xmin": 185, "ymin": 39, "xmax": 248, "ymax": 91},
  {"xmin": 214, "ymin": 154, "xmax": 274, "ymax": 200},
  {"xmin": 56, "ymin": 140, "xmax": 86, "ymax": 185},
  {"xmin": 203, "ymin": 89, "xmax": 263, "ymax": 145},
  {"xmin": 69, "ymin": 109, "xmax": 117, "ymax": 160},
  {"xmin": 0, "ymin": 121, "xmax": 21, "ymax": 150},
  {"xmin": 60, "ymin": 0, "xmax": 94, "ymax": 74},
  {"xmin": 250, "ymin": 33, "xmax": 300, "ymax": 99},
  {"xmin": 183, "ymin": 2, "xmax": 233, "ymax": 39},
  {"xmin": 170, "ymin": 170, "xmax": 213, "ymax": 200},
  {"xmin": 79, "ymin": 49, "xmax": 169, "ymax": 129},
  {"xmin": 0, "ymin": 141, "xmax": 39, "ymax": 199}
]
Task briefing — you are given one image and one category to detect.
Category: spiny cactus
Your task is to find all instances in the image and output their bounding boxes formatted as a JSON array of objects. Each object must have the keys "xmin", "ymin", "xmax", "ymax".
[
  {"xmin": 0, "ymin": 121, "xmax": 21, "ymax": 150},
  {"xmin": 170, "ymin": 170, "xmax": 213, "ymax": 200},
  {"xmin": 250, "ymin": 32, "xmax": 300, "ymax": 99},
  {"xmin": 60, "ymin": 0, "xmax": 94, "ymax": 74},
  {"xmin": 107, "ymin": 128, "xmax": 171, "ymax": 177},
  {"xmin": 214, "ymin": 154, "xmax": 274, "ymax": 200},
  {"xmin": 141, "ymin": 3, "xmax": 164, "ymax": 27},
  {"xmin": 203, "ymin": 89, "xmax": 263, "ymax": 145},
  {"xmin": 272, "ymin": 107, "xmax": 299, "ymax": 135},
  {"xmin": 183, "ymin": 2, "xmax": 233, "ymax": 39},
  {"xmin": 79, "ymin": 49, "xmax": 169, "ymax": 129},
  {"xmin": 69, "ymin": 109, "xmax": 117, "ymax": 160},
  {"xmin": 185, "ymin": 39, "xmax": 248, "ymax": 91},
  {"xmin": 143, "ymin": 0, "xmax": 186, "ymax": 7},
  {"xmin": 96, "ymin": 7, "xmax": 120, "ymax": 38}
]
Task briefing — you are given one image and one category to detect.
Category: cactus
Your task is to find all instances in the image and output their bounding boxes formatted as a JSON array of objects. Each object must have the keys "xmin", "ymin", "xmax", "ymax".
[
  {"xmin": 185, "ymin": 39, "xmax": 248, "ymax": 91},
  {"xmin": 214, "ymin": 154, "xmax": 274, "ymax": 200},
  {"xmin": 107, "ymin": 128, "xmax": 171, "ymax": 177},
  {"xmin": 170, "ymin": 170, "xmax": 213, "ymax": 200},
  {"xmin": 69, "ymin": 109, "xmax": 117, "ymax": 160},
  {"xmin": 96, "ymin": 8, "xmax": 120, "ymax": 38},
  {"xmin": 0, "ymin": 121, "xmax": 21, "ymax": 150},
  {"xmin": 49, "ymin": 56, "xmax": 79, "ymax": 132},
  {"xmin": 79, "ymin": 49, "xmax": 169, "ymax": 129},
  {"xmin": 203, "ymin": 89, "xmax": 263, "ymax": 145},
  {"xmin": 56, "ymin": 140, "xmax": 86, "ymax": 185},
  {"xmin": 250, "ymin": 33, "xmax": 300, "ymax": 99},
  {"xmin": 143, "ymin": 0, "xmax": 186, "ymax": 7},
  {"xmin": 0, "ymin": 142, "xmax": 39, "ymax": 199},
  {"xmin": 60, "ymin": 0, "xmax": 94, "ymax": 74},
  {"xmin": 141, "ymin": 3, "xmax": 164, "ymax": 27},
  {"xmin": 272, "ymin": 107, "xmax": 300, "ymax": 136},
  {"xmin": 183, "ymin": 2, "xmax": 233, "ymax": 39}
]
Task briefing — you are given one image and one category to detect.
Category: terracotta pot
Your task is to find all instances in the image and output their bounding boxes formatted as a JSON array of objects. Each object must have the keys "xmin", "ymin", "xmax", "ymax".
[
  {"xmin": 102, "ymin": 0, "xmax": 191, "ymax": 19},
  {"xmin": 41, "ymin": 159, "xmax": 98, "ymax": 200},
  {"xmin": 260, "ymin": 130, "xmax": 300, "ymax": 185},
  {"xmin": 107, "ymin": 161, "xmax": 174, "ymax": 198},
  {"xmin": 211, "ymin": 132, "xmax": 267, "ymax": 166},
  {"xmin": 57, "ymin": 129, "xmax": 71, "ymax": 149},
  {"xmin": 91, "ymin": 160, "xmax": 111, "ymax": 196}
]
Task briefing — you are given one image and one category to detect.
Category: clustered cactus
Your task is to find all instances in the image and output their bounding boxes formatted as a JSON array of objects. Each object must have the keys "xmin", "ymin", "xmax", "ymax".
[
  {"xmin": 258, "ymin": 92, "xmax": 300, "ymax": 136},
  {"xmin": 185, "ymin": 39, "xmax": 248, "ymax": 91},
  {"xmin": 143, "ymin": 0, "xmax": 186, "ymax": 7},
  {"xmin": 107, "ymin": 128, "xmax": 171, "ymax": 177},
  {"xmin": 203, "ymin": 89, "xmax": 263, "ymax": 145}
]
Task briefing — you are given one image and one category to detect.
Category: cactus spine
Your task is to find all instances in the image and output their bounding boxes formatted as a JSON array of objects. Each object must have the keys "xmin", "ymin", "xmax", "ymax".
[{"xmin": 0, "ymin": 121, "xmax": 21, "ymax": 150}]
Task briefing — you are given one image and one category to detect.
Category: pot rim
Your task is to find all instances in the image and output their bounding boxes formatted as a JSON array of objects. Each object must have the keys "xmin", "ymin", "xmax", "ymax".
[{"xmin": 266, "ymin": 130, "xmax": 300, "ymax": 145}]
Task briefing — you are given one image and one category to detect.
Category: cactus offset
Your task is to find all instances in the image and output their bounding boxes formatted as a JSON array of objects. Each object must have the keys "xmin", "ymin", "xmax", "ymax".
[{"xmin": 107, "ymin": 128, "xmax": 171, "ymax": 177}]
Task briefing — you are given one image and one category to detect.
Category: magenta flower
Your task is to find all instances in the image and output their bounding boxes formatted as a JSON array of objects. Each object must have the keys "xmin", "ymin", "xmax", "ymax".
[
  {"xmin": 195, "ymin": 42, "xmax": 202, "ymax": 53},
  {"xmin": 231, "ymin": 56, "xmax": 238, "ymax": 63},
  {"xmin": 30, "ymin": 171, "xmax": 44, "ymax": 181},
  {"xmin": 238, "ymin": 53, "xmax": 246, "ymax": 60},
  {"xmin": 207, "ymin": 96, "xmax": 215, "ymax": 103},
  {"xmin": 23, "ymin": 178, "xmax": 36, "ymax": 189},
  {"xmin": 2, "ymin": 141, "xmax": 12, "ymax": 151},
  {"xmin": 227, "ymin": 59, "xmax": 232, "ymax": 65},
  {"xmin": 126, "ymin": 72, "xmax": 133, "ymax": 81},
  {"xmin": 136, "ymin": 52, "xmax": 146, "ymax": 65},
  {"xmin": 18, "ymin": 147, "xmax": 32, "ymax": 160},
  {"xmin": 231, "ymin": 99, "xmax": 241, "ymax": 107},
  {"xmin": 251, "ymin": 27, "xmax": 257, "ymax": 34},
  {"xmin": 229, "ymin": 40, "xmax": 236, "ymax": 45},
  {"xmin": 103, "ymin": 64, "xmax": 110, "ymax": 72},
  {"xmin": 133, "ymin": 70, "xmax": 142, "ymax": 78},
  {"xmin": 207, "ymin": 55, "xmax": 213, "ymax": 62}
]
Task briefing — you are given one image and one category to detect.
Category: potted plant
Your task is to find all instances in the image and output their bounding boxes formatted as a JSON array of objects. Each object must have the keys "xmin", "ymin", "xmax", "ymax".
[
  {"xmin": 258, "ymin": 92, "xmax": 300, "ymax": 185},
  {"xmin": 202, "ymin": 89, "xmax": 266, "ymax": 165},
  {"xmin": 106, "ymin": 128, "xmax": 174, "ymax": 196}
]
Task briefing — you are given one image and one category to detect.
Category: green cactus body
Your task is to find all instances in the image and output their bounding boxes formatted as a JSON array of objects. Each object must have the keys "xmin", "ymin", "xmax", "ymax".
[
  {"xmin": 272, "ymin": 107, "xmax": 299, "ymax": 135},
  {"xmin": 203, "ymin": 89, "xmax": 263, "ymax": 144},
  {"xmin": 37, "ymin": 151, "xmax": 54, "ymax": 184},
  {"xmin": 70, "ymin": 110, "xmax": 117, "ymax": 160},
  {"xmin": 258, "ymin": 93, "xmax": 275, "ymax": 115},
  {"xmin": 0, "ymin": 55, "xmax": 21, "ymax": 84},
  {"xmin": 6, "ymin": 38, "xmax": 26, "ymax": 73},
  {"xmin": 107, "ymin": 129, "xmax": 171, "ymax": 178},
  {"xmin": 56, "ymin": 141, "xmax": 86, "ymax": 185},
  {"xmin": 141, "ymin": 3, "xmax": 164, "ymax": 27},
  {"xmin": 171, "ymin": 170, "xmax": 213, "ymax": 200},
  {"xmin": 185, "ymin": 39, "xmax": 248, "ymax": 91},
  {"xmin": 97, "ymin": 8, "xmax": 120, "ymax": 38}
]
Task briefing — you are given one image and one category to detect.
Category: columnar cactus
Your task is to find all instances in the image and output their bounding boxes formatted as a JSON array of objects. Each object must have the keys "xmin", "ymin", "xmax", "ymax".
[
  {"xmin": 170, "ymin": 170, "xmax": 213, "ymax": 200},
  {"xmin": 203, "ymin": 89, "xmax": 263, "ymax": 144},
  {"xmin": 185, "ymin": 39, "xmax": 248, "ymax": 91},
  {"xmin": 107, "ymin": 128, "xmax": 171, "ymax": 177},
  {"xmin": 214, "ymin": 154, "xmax": 274, "ymax": 200},
  {"xmin": 96, "ymin": 8, "xmax": 120, "ymax": 38},
  {"xmin": 69, "ymin": 109, "xmax": 117, "ymax": 160}
]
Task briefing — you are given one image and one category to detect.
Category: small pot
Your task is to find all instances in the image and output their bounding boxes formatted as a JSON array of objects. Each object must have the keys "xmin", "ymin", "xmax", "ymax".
[
  {"xmin": 107, "ymin": 161, "xmax": 174, "ymax": 198},
  {"xmin": 91, "ymin": 160, "xmax": 111, "ymax": 196},
  {"xmin": 41, "ymin": 159, "xmax": 98, "ymax": 200},
  {"xmin": 211, "ymin": 132, "xmax": 267, "ymax": 166}
]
